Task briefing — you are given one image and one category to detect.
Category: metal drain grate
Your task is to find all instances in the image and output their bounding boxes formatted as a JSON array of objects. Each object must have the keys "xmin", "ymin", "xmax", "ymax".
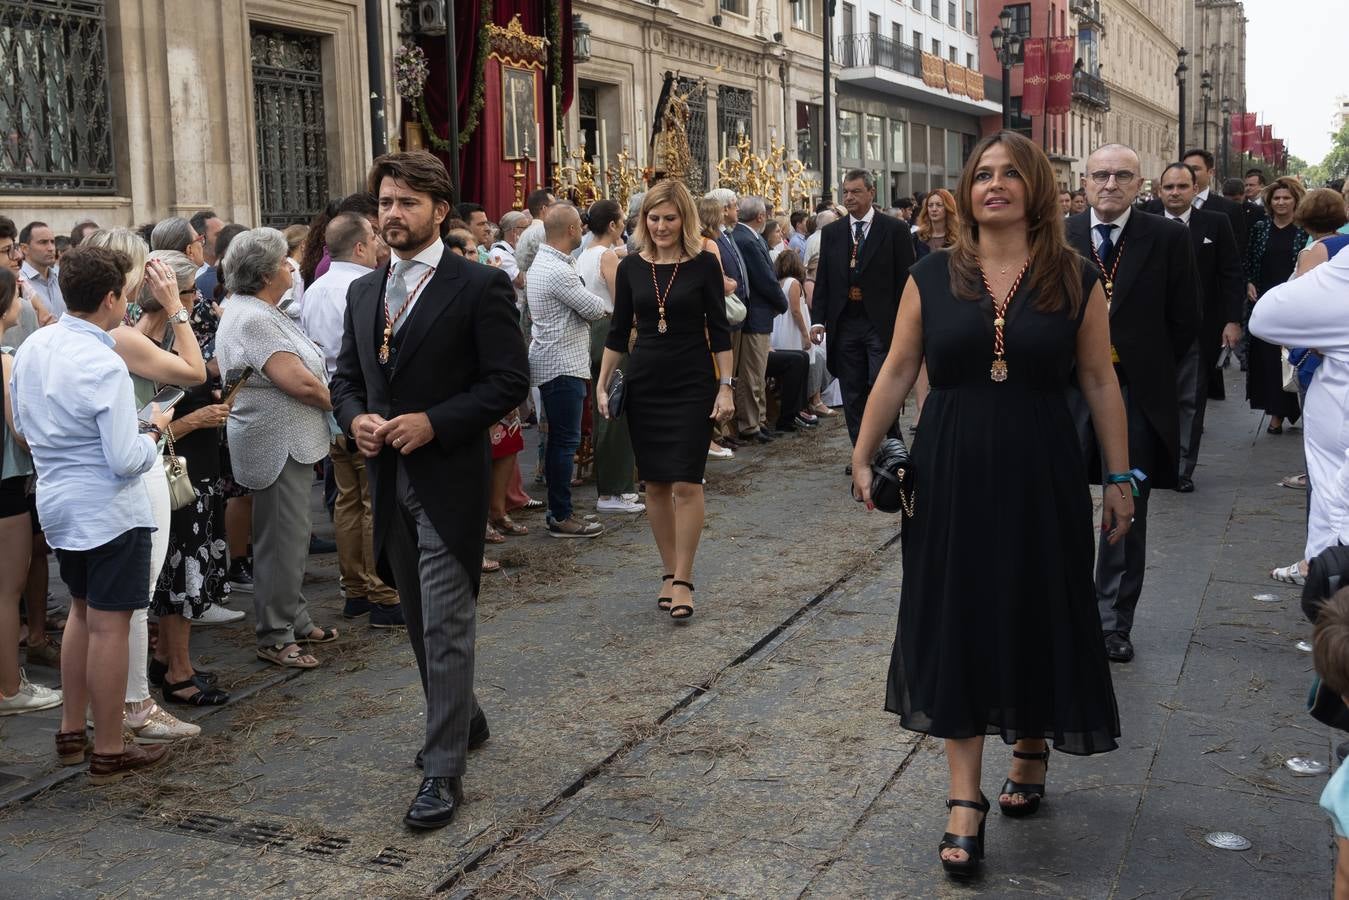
[
  {"xmin": 175, "ymin": 812, "xmax": 235, "ymax": 836},
  {"xmin": 232, "ymin": 820, "xmax": 295, "ymax": 849},
  {"xmin": 372, "ymin": 847, "xmax": 413, "ymax": 869},
  {"xmin": 302, "ymin": 835, "xmax": 351, "ymax": 857}
]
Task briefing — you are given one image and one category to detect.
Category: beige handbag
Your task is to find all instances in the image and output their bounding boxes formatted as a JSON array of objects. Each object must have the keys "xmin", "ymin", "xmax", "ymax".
[{"xmin": 162, "ymin": 428, "xmax": 196, "ymax": 511}]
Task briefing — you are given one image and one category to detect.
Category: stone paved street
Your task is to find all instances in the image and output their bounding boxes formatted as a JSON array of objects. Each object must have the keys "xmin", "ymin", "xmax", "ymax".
[{"xmin": 0, "ymin": 368, "xmax": 1334, "ymax": 898}]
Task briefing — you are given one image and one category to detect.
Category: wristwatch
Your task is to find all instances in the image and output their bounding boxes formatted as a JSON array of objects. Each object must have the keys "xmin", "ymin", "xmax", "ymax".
[
  {"xmin": 719, "ymin": 376, "xmax": 737, "ymax": 388},
  {"xmin": 167, "ymin": 308, "xmax": 190, "ymax": 325}
]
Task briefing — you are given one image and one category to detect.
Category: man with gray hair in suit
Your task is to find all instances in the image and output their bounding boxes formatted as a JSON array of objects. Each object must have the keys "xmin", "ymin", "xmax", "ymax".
[{"xmin": 730, "ymin": 196, "xmax": 789, "ymax": 441}]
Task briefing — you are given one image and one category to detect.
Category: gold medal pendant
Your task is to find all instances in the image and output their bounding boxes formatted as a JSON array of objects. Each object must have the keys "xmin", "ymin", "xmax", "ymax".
[
  {"xmin": 378, "ymin": 344, "xmax": 390, "ymax": 364},
  {"xmin": 1104, "ymin": 280, "xmax": 1113, "ymax": 293},
  {"xmin": 990, "ymin": 359, "xmax": 1008, "ymax": 382},
  {"xmin": 658, "ymin": 318, "xmax": 668, "ymax": 334}
]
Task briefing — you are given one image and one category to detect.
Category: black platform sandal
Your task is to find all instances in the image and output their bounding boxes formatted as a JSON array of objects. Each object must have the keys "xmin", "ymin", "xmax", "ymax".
[
  {"xmin": 939, "ymin": 793, "xmax": 989, "ymax": 877},
  {"xmin": 149, "ymin": 657, "xmax": 218, "ymax": 688},
  {"xmin": 162, "ymin": 678, "xmax": 230, "ymax": 707},
  {"xmin": 657, "ymin": 574, "xmax": 674, "ymax": 611},
  {"xmin": 669, "ymin": 581, "xmax": 694, "ymax": 621},
  {"xmin": 999, "ymin": 747, "xmax": 1050, "ymax": 818}
]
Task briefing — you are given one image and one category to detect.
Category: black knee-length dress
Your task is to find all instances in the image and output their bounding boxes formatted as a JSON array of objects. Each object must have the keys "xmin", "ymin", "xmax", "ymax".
[
  {"xmin": 606, "ymin": 251, "xmax": 732, "ymax": 484},
  {"xmin": 885, "ymin": 251, "xmax": 1120, "ymax": 756}
]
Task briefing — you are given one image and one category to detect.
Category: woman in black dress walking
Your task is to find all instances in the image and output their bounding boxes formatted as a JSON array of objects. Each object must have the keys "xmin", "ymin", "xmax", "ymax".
[
  {"xmin": 597, "ymin": 179, "xmax": 734, "ymax": 620},
  {"xmin": 1244, "ymin": 176, "xmax": 1306, "ymax": 434},
  {"xmin": 852, "ymin": 132, "xmax": 1133, "ymax": 878}
]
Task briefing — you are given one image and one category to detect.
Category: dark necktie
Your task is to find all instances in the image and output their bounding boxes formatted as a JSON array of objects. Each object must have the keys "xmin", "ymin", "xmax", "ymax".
[
  {"xmin": 853, "ymin": 220, "xmax": 866, "ymax": 256},
  {"xmin": 1170, "ymin": 214, "xmax": 1188, "ymax": 227},
  {"xmin": 1094, "ymin": 223, "xmax": 1115, "ymax": 267}
]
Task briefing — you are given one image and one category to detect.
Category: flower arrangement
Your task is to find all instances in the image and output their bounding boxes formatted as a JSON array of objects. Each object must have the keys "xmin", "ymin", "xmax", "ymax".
[
  {"xmin": 394, "ymin": 44, "xmax": 428, "ymax": 102},
  {"xmin": 392, "ymin": 0, "xmax": 492, "ymax": 153}
]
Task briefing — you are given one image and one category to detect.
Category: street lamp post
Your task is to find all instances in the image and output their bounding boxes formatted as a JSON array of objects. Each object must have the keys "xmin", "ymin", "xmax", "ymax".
[
  {"xmin": 1200, "ymin": 70, "xmax": 1212, "ymax": 153},
  {"xmin": 990, "ymin": 7, "xmax": 1023, "ymax": 132},
  {"xmin": 822, "ymin": 0, "xmax": 835, "ymax": 204},
  {"xmin": 1220, "ymin": 95, "xmax": 1232, "ymax": 178},
  {"xmin": 1175, "ymin": 47, "xmax": 1189, "ymax": 158}
]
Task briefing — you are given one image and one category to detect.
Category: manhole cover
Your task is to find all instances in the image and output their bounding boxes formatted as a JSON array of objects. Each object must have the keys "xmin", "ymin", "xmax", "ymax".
[{"xmin": 1205, "ymin": 831, "xmax": 1252, "ymax": 851}]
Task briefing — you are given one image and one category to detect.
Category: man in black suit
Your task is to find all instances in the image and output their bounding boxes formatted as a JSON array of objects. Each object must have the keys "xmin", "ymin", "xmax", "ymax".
[
  {"xmin": 1145, "ymin": 149, "xmax": 1248, "ymax": 256},
  {"xmin": 810, "ymin": 169, "xmax": 915, "ymax": 444},
  {"xmin": 1155, "ymin": 162, "xmax": 1244, "ymax": 492},
  {"xmin": 1222, "ymin": 176, "xmax": 1266, "ymax": 254},
  {"xmin": 330, "ymin": 152, "xmax": 530, "ymax": 829},
  {"xmin": 1068, "ymin": 143, "xmax": 1198, "ymax": 663},
  {"xmin": 730, "ymin": 197, "xmax": 789, "ymax": 442}
]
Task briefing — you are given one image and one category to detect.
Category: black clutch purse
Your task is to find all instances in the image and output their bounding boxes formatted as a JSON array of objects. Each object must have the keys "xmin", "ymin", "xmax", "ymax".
[
  {"xmin": 606, "ymin": 369, "xmax": 626, "ymax": 418},
  {"xmin": 864, "ymin": 436, "xmax": 916, "ymax": 517}
]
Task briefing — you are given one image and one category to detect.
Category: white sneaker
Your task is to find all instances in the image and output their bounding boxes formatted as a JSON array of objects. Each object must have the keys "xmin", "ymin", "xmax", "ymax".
[
  {"xmin": 186, "ymin": 604, "xmax": 246, "ymax": 626},
  {"xmin": 621, "ymin": 492, "xmax": 642, "ymax": 502},
  {"xmin": 126, "ymin": 702, "xmax": 200, "ymax": 743},
  {"xmin": 0, "ymin": 670, "xmax": 63, "ymax": 716},
  {"xmin": 596, "ymin": 496, "xmax": 646, "ymax": 513},
  {"xmin": 707, "ymin": 445, "xmax": 734, "ymax": 460}
]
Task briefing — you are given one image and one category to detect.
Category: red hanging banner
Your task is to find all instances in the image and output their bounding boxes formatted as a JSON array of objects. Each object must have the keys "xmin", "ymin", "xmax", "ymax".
[
  {"xmin": 1243, "ymin": 114, "xmax": 1258, "ymax": 156},
  {"xmin": 1020, "ymin": 38, "xmax": 1047, "ymax": 117},
  {"xmin": 1258, "ymin": 124, "xmax": 1274, "ymax": 161},
  {"xmin": 1046, "ymin": 37, "xmax": 1075, "ymax": 115},
  {"xmin": 1229, "ymin": 113, "xmax": 1245, "ymax": 153}
]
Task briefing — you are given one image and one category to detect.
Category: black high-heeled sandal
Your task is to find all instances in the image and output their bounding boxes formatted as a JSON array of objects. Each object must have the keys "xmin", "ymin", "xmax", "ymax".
[
  {"xmin": 999, "ymin": 747, "xmax": 1050, "ymax": 818},
  {"xmin": 669, "ymin": 581, "xmax": 694, "ymax": 620},
  {"xmin": 657, "ymin": 574, "xmax": 673, "ymax": 611},
  {"xmin": 939, "ymin": 793, "xmax": 989, "ymax": 877}
]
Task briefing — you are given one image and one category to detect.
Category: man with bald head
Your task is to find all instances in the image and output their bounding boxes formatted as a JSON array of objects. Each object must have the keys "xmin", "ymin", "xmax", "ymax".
[
  {"xmin": 526, "ymin": 202, "xmax": 608, "ymax": 538},
  {"xmin": 1067, "ymin": 143, "xmax": 1198, "ymax": 663}
]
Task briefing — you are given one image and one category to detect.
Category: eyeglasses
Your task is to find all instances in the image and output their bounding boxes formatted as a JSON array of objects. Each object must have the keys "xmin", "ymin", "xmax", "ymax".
[
  {"xmin": 189, "ymin": 234, "xmax": 205, "ymax": 245},
  {"xmin": 0, "ymin": 245, "xmax": 17, "ymax": 258},
  {"xmin": 1089, "ymin": 170, "xmax": 1136, "ymax": 186}
]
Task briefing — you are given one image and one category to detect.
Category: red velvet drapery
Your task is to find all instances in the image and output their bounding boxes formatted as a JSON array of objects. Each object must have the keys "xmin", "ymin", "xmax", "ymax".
[{"xmin": 415, "ymin": 1, "xmax": 573, "ymax": 205}]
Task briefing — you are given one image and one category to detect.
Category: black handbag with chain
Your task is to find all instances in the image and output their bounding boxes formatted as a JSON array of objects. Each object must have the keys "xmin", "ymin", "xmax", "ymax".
[
  {"xmin": 857, "ymin": 436, "xmax": 916, "ymax": 517},
  {"xmin": 606, "ymin": 369, "xmax": 626, "ymax": 418}
]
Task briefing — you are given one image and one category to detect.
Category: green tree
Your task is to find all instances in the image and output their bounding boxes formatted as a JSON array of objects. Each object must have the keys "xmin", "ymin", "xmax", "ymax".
[{"xmin": 1320, "ymin": 121, "xmax": 1349, "ymax": 182}]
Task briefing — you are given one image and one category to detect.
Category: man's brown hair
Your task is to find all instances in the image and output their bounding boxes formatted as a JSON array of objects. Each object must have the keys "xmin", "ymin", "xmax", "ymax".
[
  {"xmin": 58, "ymin": 245, "xmax": 129, "ymax": 314},
  {"xmin": 1314, "ymin": 588, "xmax": 1349, "ymax": 697},
  {"xmin": 367, "ymin": 151, "xmax": 455, "ymax": 237}
]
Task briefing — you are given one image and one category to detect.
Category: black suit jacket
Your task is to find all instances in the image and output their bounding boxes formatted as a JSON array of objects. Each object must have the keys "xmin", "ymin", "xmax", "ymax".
[
  {"xmin": 1066, "ymin": 210, "xmax": 1198, "ymax": 489},
  {"xmin": 811, "ymin": 211, "xmax": 915, "ymax": 372},
  {"xmin": 1147, "ymin": 192, "xmax": 1248, "ymax": 255},
  {"xmin": 1180, "ymin": 208, "xmax": 1245, "ymax": 369},
  {"xmin": 730, "ymin": 222, "xmax": 788, "ymax": 334},
  {"xmin": 330, "ymin": 246, "xmax": 530, "ymax": 595}
]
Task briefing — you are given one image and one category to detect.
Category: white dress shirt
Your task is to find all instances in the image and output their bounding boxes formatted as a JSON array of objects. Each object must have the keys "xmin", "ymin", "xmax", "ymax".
[
  {"xmin": 11, "ymin": 315, "xmax": 159, "ymax": 550},
  {"xmin": 1193, "ymin": 187, "xmax": 1211, "ymax": 209},
  {"xmin": 848, "ymin": 207, "xmax": 877, "ymax": 243},
  {"xmin": 387, "ymin": 239, "xmax": 446, "ymax": 333},
  {"xmin": 301, "ymin": 259, "xmax": 373, "ymax": 378},
  {"xmin": 1165, "ymin": 207, "xmax": 1192, "ymax": 226},
  {"xmin": 525, "ymin": 244, "xmax": 607, "ymax": 386},
  {"xmin": 1089, "ymin": 206, "xmax": 1132, "ymax": 253}
]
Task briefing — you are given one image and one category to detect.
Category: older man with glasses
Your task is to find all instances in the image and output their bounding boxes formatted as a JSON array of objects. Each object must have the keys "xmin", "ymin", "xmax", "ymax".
[{"xmin": 1066, "ymin": 143, "xmax": 1198, "ymax": 664}]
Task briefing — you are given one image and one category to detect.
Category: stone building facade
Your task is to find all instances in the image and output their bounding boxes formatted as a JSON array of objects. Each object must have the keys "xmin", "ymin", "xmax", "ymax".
[
  {"xmin": 2, "ymin": 0, "xmax": 403, "ymax": 233},
  {"xmin": 1097, "ymin": 0, "xmax": 1182, "ymax": 188},
  {"xmin": 1182, "ymin": 0, "xmax": 1247, "ymax": 175}
]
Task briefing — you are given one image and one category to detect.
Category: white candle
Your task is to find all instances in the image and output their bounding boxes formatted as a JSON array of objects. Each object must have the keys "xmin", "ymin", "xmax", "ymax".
[
  {"xmin": 535, "ymin": 121, "xmax": 543, "ymax": 188},
  {"xmin": 552, "ymin": 85, "xmax": 561, "ymax": 164},
  {"xmin": 599, "ymin": 120, "xmax": 608, "ymax": 196}
]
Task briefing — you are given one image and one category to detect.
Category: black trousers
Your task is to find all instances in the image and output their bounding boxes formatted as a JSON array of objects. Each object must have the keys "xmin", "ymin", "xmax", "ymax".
[
  {"xmin": 833, "ymin": 304, "xmax": 892, "ymax": 444},
  {"xmin": 1176, "ymin": 341, "xmax": 1207, "ymax": 479},
  {"xmin": 767, "ymin": 349, "xmax": 809, "ymax": 429}
]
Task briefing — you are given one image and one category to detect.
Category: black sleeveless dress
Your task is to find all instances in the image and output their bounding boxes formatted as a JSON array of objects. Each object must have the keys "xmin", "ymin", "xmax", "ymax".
[
  {"xmin": 606, "ymin": 251, "xmax": 731, "ymax": 483},
  {"xmin": 885, "ymin": 251, "xmax": 1120, "ymax": 756}
]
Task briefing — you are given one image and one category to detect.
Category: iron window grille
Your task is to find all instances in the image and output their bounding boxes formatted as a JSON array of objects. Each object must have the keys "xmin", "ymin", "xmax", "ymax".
[{"xmin": 251, "ymin": 26, "xmax": 329, "ymax": 228}]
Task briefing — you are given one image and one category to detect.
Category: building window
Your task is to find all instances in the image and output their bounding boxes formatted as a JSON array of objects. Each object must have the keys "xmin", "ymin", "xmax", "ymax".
[
  {"xmin": 930, "ymin": 0, "xmax": 939, "ymax": 18},
  {"xmin": 0, "ymin": 0, "xmax": 116, "ymax": 194},
  {"xmin": 251, "ymin": 27, "xmax": 328, "ymax": 226},
  {"xmin": 910, "ymin": 123, "xmax": 927, "ymax": 164},
  {"xmin": 931, "ymin": 38, "xmax": 940, "ymax": 56},
  {"xmin": 791, "ymin": 0, "xmax": 816, "ymax": 32},
  {"xmin": 1006, "ymin": 3, "xmax": 1031, "ymax": 37},
  {"xmin": 890, "ymin": 119, "xmax": 906, "ymax": 164},
  {"xmin": 796, "ymin": 101, "xmax": 820, "ymax": 169},
  {"xmin": 913, "ymin": 30, "xmax": 922, "ymax": 51},
  {"xmin": 947, "ymin": 2, "xmax": 956, "ymax": 26},
  {"xmin": 717, "ymin": 86, "xmax": 753, "ymax": 160},
  {"xmin": 865, "ymin": 114, "xmax": 883, "ymax": 163},
  {"xmin": 869, "ymin": 12, "xmax": 880, "ymax": 37},
  {"xmin": 720, "ymin": 0, "xmax": 747, "ymax": 16},
  {"xmin": 948, "ymin": 47, "xmax": 957, "ymax": 63},
  {"xmin": 842, "ymin": 2, "xmax": 855, "ymax": 36},
  {"xmin": 967, "ymin": 52, "xmax": 974, "ymax": 68},
  {"xmin": 838, "ymin": 110, "xmax": 861, "ymax": 160},
  {"xmin": 676, "ymin": 77, "xmax": 710, "ymax": 194},
  {"xmin": 911, "ymin": 0, "xmax": 920, "ymax": 9},
  {"xmin": 892, "ymin": 23, "xmax": 902, "ymax": 47}
]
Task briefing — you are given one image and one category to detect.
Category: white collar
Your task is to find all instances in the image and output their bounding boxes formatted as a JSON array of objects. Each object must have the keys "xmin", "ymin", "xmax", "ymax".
[
  {"xmin": 850, "ymin": 208, "xmax": 876, "ymax": 228},
  {"xmin": 1090, "ymin": 205, "xmax": 1131, "ymax": 233},
  {"xmin": 325, "ymin": 259, "xmax": 374, "ymax": 276},
  {"xmin": 392, "ymin": 240, "xmax": 446, "ymax": 271},
  {"xmin": 1195, "ymin": 187, "xmax": 1211, "ymax": 204},
  {"xmin": 1165, "ymin": 207, "xmax": 1192, "ymax": 224}
]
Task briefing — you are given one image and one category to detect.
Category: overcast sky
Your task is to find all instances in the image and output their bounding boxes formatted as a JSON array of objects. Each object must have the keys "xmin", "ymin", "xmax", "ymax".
[{"xmin": 1242, "ymin": 0, "xmax": 1340, "ymax": 162}]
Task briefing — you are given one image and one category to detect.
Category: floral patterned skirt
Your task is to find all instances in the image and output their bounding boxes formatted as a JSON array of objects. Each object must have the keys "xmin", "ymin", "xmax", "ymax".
[{"xmin": 153, "ymin": 477, "xmax": 232, "ymax": 617}]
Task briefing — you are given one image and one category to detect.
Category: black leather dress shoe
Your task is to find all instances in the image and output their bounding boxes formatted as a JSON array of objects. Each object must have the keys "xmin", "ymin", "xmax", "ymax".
[
  {"xmin": 1103, "ymin": 632, "xmax": 1134, "ymax": 663},
  {"xmin": 415, "ymin": 709, "xmax": 490, "ymax": 769},
  {"xmin": 754, "ymin": 430, "xmax": 775, "ymax": 444},
  {"xmin": 844, "ymin": 464, "xmax": 853, "ymax": 476},
  {"xmin": 403, "ymin": 776, "xmax": 463, "ymax": 829},
  {"xmin": 1175, "ymin": 476, "xmax": 1195, "ymax": 493}
]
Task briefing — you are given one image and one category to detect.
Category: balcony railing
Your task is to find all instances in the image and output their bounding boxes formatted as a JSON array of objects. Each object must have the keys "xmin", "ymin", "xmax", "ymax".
[
  {"xmin": 1072, "ymin": 71, "xmax": 1110, "ymax": 109},
  {"xmin": 837, "ymin": 32, "xmax": 922, "ymax": 77},
  {"xmin": 1070, "ymin": 0, "xmax": 1103, "ymax": 27},
  {"xmin": 837, "ymin": 33, "xmax": 996, "ymax": 106}
]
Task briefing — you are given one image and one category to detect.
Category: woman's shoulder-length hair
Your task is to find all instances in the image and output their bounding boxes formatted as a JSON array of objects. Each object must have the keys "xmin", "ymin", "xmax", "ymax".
[
  {"xmin": 946, "ymin": 131, "xmax": 1084, "ymax": 316},
  {"xmin": 633, "ymin": 178, "xmax": 705, "ymax": 261}
]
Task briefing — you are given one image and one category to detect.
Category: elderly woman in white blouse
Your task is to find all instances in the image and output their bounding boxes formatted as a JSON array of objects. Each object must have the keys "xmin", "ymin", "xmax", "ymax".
[
  {"xmin": 1249, "ymin": 248, "xmax": 1349, "ymax": 579},
  {"xmin": 215, "ymin": 228, "xmax": 335, "ymax": 669}
]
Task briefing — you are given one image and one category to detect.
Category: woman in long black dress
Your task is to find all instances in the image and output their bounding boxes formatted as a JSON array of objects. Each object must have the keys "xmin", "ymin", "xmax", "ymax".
[
  {"xmin": 851, "ymin": 132, "xmax": 1133, "ymax": 878},
  {"xmin": 597, "ymin": 179, "xmax": 734, "ymax": 621},
  {"xmin": 1244, "ymin": 176, "xmax": 1307, "ymax": 433}
]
